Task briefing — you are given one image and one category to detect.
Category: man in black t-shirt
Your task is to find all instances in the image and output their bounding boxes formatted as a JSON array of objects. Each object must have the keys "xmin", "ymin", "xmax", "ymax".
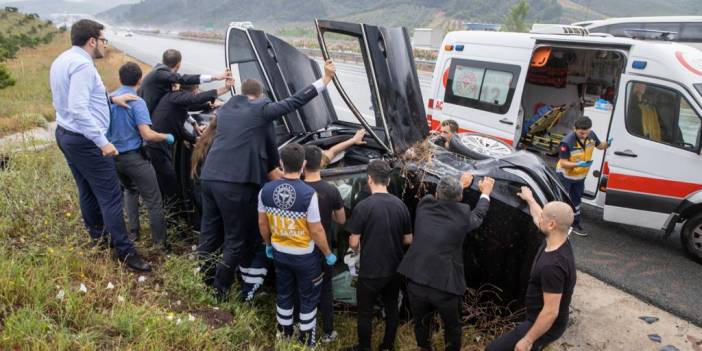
[
  {"xmin": 343, "ymin": 159, "xmax": 413, "ymax": 351},
  {"xmin": 486, "ymin": 187, "xmax": 576, "ymax": 351},
  {"xmin": 398, "ymin": 172, "xmax": 494, "ymax": 351},
  {"xmin": 303, "ymin": 145, "xmax": 346, "ymax": 343}
]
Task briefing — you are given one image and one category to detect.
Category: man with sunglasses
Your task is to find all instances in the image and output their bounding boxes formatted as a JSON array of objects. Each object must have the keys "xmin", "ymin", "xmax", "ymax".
[{"xmin": 50, "ymin": 19, "xmax": 151, "ymax": 272}]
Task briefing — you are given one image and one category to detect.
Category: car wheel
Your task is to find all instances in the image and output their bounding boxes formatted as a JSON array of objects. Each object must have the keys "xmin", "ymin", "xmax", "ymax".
[
  {"xmin": 448, "ymin": 133, "xmax": 514, "ymax": 160},
  {"xmin": 681, "ymin": 212, "xmax": 702, "ymax": 264}
]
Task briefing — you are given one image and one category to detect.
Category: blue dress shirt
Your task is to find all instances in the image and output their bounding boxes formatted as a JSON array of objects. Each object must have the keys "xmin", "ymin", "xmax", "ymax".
[
  {"xmin": 107, "ymin": 86, "xmax": 152, "ymax": 153},
  {"xmin": 50, "ymin": 46, "xmax": 111, "ymax": 148}
]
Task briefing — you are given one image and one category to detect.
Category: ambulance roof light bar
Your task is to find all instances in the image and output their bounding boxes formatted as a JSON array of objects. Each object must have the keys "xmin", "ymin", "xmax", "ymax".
[{"xmin": 530, "ymin": 24, "xmax": 590, "ymax": 36}]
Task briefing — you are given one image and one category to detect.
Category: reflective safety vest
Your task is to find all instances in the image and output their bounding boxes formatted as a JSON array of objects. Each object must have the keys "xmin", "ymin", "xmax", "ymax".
[
  {"xmin": 556, "ymin": 131, "xmax": 600, "ymax": 181},
  {"xmin": 259, "ymin": 179, "xmax": 318, "ymax": 255}
]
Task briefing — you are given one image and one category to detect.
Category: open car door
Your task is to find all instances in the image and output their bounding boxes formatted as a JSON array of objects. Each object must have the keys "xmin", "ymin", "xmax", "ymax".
[
  {"xmin": 225, "ymin": 24, "xmax": 339, "ymax": 145},
  {"xmin": 315, "ymin": 20, "xmax": 429, "ymax": 155}
]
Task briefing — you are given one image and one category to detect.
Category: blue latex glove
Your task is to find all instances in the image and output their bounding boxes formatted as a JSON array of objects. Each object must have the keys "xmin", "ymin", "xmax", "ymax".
[
  {"xmin": 265, "ymin": 245, "xmax": 273, "ymax": 259},
  {"xmin": 607, "ymin": 137, "xmax": 613, "ymax": 146},
  {"xmin": 165, "ymin": 133, "xmax": 175, "ymax": 145},
  {"xmin": 576, "ymin": 160, "xmax": 593, "ymax": 167},
  {"xmin": 325, "ymin": 253, "xmax": 337, "ymax": 266}
]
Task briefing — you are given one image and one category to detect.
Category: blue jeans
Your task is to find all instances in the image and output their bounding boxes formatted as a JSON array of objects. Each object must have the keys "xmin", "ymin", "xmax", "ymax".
[
  {"xmin": 274, "ymin": 250, "xmax": 323, "ymax": 346},
  {"xmin": 55, "ymin": 126, "xmax": 135, "ymax": 257},
  {"xmin": 558, "ymin": 174, "xmax": 584, "ymax": 227}
]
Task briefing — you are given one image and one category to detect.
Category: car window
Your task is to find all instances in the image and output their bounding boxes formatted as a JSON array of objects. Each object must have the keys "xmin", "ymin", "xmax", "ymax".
[
  {"xmin": 444, "ymin": 58, "xmax": 520, "ymax": 114},
  {"xmin": 695, "ymin": 83, "xmax": 702, "ymax": 96},
  {"xmin": 680, "ymin": 23, "xmax": 702, "ymax": 41},
  {"xmin": 607, "ymin": 22, "xmax": 645, "ymax": 36},
  {"xmin": 644, "ymin": 22, "xmax": 681, "ymax": 34},
  {"xmin": 227, "ymin": 28, "xmax": 290, "ymax": 139},
  {"xmin": 625, "ymin": 81, "xmax": 702, "ymax": 151},
  {"xmin": 588, "ymin": 25, "xmax": 609, "ymax": 34},
  {"xmin": 322, "ymin": 32, "xmax": 379, "ymax": 127}
]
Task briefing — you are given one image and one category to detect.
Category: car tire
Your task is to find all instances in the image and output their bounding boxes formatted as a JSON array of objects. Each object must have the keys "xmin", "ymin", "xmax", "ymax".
[
  {"xmin": 681, "ymin": 212, "xmax": 702, "ymax": 264},
  {"xmin": 448, "ymin": 133, "xmax": 514, "ymax": 160}
]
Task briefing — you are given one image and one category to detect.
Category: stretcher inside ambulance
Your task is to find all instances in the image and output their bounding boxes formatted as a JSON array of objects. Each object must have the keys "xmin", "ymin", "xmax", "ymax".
[{"xmin": 427, "ymin": 27, "xmax": 702, "ymax": 262}]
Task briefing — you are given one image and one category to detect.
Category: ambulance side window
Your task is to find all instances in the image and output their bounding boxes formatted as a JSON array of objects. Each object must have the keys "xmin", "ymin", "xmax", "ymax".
[
  {"xmin": 625, "ymin": 81, "xmax": 702, "ymax": 151},
  {"xmin": 444, "ymin": 58, "xmax": 520, "ymax": 114}
]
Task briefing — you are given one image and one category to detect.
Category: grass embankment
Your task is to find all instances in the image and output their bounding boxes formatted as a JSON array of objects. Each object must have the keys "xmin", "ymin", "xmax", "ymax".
[{"xmin": 0, "ymin": 12, "xmax": 519, "ymax": 351}]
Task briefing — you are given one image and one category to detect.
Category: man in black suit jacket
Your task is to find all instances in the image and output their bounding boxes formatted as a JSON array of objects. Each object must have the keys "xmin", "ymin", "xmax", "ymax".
[
  {"xmin": 397, "ymin": 173, "xmax": 495, "ymax": 351},
  {"xmin": 145, "ymin": 80, "xmax": 233, "ymax": 225},
  {"xmin": 139, "ymin": 49, "xmax": 231, "ymax": 113},
  {"xmin": 197, "ymin": 60, "xmax": 337, "ymax": 299}
]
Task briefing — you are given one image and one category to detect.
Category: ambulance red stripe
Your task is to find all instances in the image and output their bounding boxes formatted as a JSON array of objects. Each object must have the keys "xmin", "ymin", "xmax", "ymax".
[{"xmin": 608, "ymin": 173, "xmax": 702, "ymax": 199}]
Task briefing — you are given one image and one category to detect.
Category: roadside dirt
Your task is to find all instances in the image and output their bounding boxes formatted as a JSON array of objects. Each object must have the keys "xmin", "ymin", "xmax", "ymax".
[{"xmin": 554, "ymin": 272, "xmax": 702, "ymax": 351}]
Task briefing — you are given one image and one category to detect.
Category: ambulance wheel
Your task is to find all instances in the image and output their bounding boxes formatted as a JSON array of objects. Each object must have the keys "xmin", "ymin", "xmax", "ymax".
[
  {"xmin": 448, "ymin": 133, "xmax": 514, "ymax": 160},
  {"xmin": 681, "ymin": 213, "xmax": 702, "ymax": 264}
]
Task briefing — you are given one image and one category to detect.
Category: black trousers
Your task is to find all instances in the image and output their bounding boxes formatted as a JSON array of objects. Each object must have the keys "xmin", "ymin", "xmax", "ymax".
[
  {"xmin": 145, "ymin": 144, "xmax": 181, "ymax": 218},
  {"xmin": 485, "ymin": 320, "xmax": 563, "ymax": 351},
  {"xmin": 197, "ymin": 180, "xmax": 259, "ymax": 294},
  {"xmin": 407, "ymin": 280, "xmax": 462, "ymax": 351},
  {"xmin": 356, "ymin": 274, "xmax": 401, "ymax": 351}
]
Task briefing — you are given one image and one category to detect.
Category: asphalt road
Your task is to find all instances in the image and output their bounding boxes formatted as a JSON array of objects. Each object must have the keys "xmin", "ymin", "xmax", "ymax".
[{"xmin": 107, "ymin": 30, "xmax": 702, "ymax": 326}]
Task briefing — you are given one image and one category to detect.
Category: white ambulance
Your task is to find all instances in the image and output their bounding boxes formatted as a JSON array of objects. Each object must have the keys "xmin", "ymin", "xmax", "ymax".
[{"xmin": 426, "ymin": 25, "xmax": 702, "ymax": 262}]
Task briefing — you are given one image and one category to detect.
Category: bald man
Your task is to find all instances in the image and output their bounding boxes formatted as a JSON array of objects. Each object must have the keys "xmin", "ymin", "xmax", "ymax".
[{"xmin": 486, "ymin": 187, "xmax": 576, "ymax": 351}]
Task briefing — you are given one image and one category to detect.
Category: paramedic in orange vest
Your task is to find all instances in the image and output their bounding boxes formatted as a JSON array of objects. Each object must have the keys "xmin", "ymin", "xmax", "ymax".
[{"xmin": 556, "ymin": 116, "xmax": 610, "ymax": 237}]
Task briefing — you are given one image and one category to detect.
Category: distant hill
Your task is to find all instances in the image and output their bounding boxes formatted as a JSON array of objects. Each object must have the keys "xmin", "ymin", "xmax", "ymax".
[
  {"xmin": 97, "ymin": 0, "xmax": 701, "ymax": 34},
  {"xmin": 1, "ymin": 0, "xmax": 137, "ymax": 17}
]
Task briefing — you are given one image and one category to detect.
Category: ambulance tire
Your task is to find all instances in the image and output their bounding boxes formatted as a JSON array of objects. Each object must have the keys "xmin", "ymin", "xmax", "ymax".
[
  {"xmin": 448, "ymin": 133, "xmax": 514, "ymax": 160},
  {"xmin": 681, "ymin": 213, "xmax": 702, "ymax": 264}
]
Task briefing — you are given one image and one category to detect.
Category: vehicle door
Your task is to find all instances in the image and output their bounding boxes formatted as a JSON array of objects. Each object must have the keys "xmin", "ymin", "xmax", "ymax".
[
  {"xmin": 315, "ymin": 20, "xmax": 429, "ymax": 155},
  {"xmin": 225, "ymin": 25, "xmax": 339, "ymax": 145},
  {"xmin": 604, "ymin": 75, "xmax": 702, "ymax": 229}
]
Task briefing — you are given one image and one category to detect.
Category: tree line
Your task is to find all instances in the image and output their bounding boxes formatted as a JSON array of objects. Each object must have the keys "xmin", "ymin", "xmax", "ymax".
[{"xmin": 0, "ymin": 9, "xmax": 62, "ymax": 90}]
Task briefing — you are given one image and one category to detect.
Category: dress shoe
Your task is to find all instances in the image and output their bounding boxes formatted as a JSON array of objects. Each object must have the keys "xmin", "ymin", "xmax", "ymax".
[{"xmin": 122, "ymin": 253, "xmax": 152, "ymax": 272}]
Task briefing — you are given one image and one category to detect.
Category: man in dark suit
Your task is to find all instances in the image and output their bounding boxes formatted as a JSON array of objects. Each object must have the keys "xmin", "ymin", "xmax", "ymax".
[
  {"xmin": 145, "ymin": 80, "xmax": 233, "ymax": 224},
  {"xmin": 197, "ymin": 60, "xmax": 337, "ymax": 299},
  {"xmin": 397, "ymin": 173, "xmax": 494, "ymax": 351},
  {"xmin": 139, "ymin": 49, "xmax": 231, "ymax": 113}
]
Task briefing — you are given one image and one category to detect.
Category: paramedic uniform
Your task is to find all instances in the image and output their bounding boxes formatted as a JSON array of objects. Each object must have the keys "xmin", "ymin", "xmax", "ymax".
[
  {"xmin": 556, "ymin": 131, "xmax": 601, "ymax": 227},
  {"xmin": 258, "ymin": 178, "xmax": 323, "ymax": 346}
]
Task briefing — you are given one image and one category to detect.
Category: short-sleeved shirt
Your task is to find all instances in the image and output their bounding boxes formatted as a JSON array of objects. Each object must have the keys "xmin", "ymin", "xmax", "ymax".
[
  {"xmin": 107, "ymin": 86, "xmax": 152, "ymax": 153},
  {"xmin": 346, "ymin": 193, "xmax": 412, "ymax": 279},
  {"xmin": 524, "ymin": 240, "xmax": 577, "ymax": 334},
  {"xmin": 258, "ymin": 178, "xmax": 320, "ymax": 255},
  {"xmin": 305, "ymin": 180, "xmax": 344, "ymax": 244},
  {"xmin": 556, "ymin": 131, "xmax": 601, "ymax": 181}
]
